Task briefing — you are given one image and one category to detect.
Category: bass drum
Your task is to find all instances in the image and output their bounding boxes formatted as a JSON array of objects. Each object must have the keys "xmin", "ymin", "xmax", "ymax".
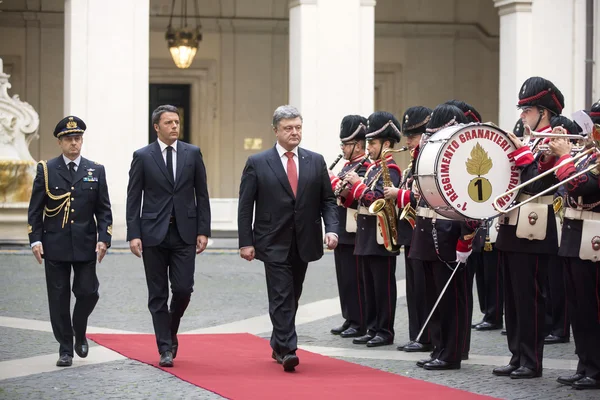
[{"xmin": 414, "ymin": 123, "xmax": 522, "ymax": 220}]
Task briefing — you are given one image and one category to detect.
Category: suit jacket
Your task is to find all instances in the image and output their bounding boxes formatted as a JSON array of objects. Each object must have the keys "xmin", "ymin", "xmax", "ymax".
[
  {"xmin": 27, "ymin": 156, "xmax": 113, "ymax": 262},
  {"xmin": 126, "ymin": 140, "xmax": 211, "ymax": 247},
  {"xmin": 237, "ymin": 145, "xmax": 339, "ymax": 263}
]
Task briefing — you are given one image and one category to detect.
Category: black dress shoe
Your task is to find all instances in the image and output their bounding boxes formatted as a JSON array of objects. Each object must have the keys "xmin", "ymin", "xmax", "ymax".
[
  {"xmin": 331, "ymin": 322, "xmax": 350, "ymax": 335},
  {"xmin": 403, "ymin": 342, "xmax": 432, "ymax": 352},
  {"xmin": 471, "ymin": 320, "xmax": 484, "ymax": 328},
  {"xmin": 423, "ymin": 359, "xmax": 461, "ymax": 370},
  {"xmin": 416, "ymin": 357, "xmax": 434, "ymax": 368},
  {"xmin": 159, "ymin": 351, "xmax": 174, "ymax": 367},
  {"xmin": 271, "ymin": 351, "xmax": 282, "ymax": 364},
  {"xmin": 282, "ymin": 353, "xmax": 299, "ymax": 372},
  {"xmin": 573, "ymin": 376, "xmax": 600, "ymax": 390},
  {"xmin": 172, "ymin": 335, "xmax": 179, "ymax": 359},
  {"xmin": 475, "ymin": 322, "xmax": 503, "ymax": 331},
  {"xmin": 501, "ymin": 329, "xmax": 507, "ymax": 336},
  {"xmin": 461, "ymin": 353, "xmax": 469, "ymax": 361},
  {"xmin": 492, "ymin": 364, "xmax": 518, "ymax": 376},
  {"xmin": 557, "ymin": 373, "xmax": 584, "ymax": 386},
  {"xmin": 56, "ymin": 354, "xmax": 73, "ymax": 367},
  {"xmin": 544, "ymin": 334, "xmax": 569, "ymax": 344},
  {"xmin": 510, "ymin": 366, "xmax": 541, "ymax": 379},
  {"xmin": 366, "ymin": 336, "xmax": 393, "ymax": 347},
  {"xmin": 352, "ymin": 334, "xmax": 374, "ymax": 344},
  {"xmin": 340, "ymin": 327, "xmax": 363, "ymax": 338},
  {"xmin": 74, "ymin": 337, "xmax": 89, "ymax": 358}
]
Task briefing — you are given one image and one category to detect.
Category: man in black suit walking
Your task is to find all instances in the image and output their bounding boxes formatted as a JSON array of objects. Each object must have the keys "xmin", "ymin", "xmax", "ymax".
[
  {"xmin": 238, "ymin": 105, "xmax": 339, "ymax": 372},
  {"xmin": 28, "ymin": 116, "xmax": 113, "ymax": 367},
  {"xmin": 126, "ymin": 105, "xmax": 211, "ymax": 367}
]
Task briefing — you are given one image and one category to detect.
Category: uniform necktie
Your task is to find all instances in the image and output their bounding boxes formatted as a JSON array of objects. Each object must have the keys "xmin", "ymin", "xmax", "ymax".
[
  {"xmin": 285, "ymin": 152, "xmax": 297, "ymax": 197},
  {"xmin": 68, "ymin": 161, "xmax": 76, "ymax": 180},
  {"xmin": 166, "ymin": 146, "xmax": 174, "ymax": 182}
]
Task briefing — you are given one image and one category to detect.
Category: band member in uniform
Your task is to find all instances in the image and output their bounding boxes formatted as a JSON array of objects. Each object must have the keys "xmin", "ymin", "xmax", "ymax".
[
  {"xmin": 329, "ymin": 115, "xmax": 370, "ymax": 338},
  {"xmin": 493, "ymin": 76, "xmax": 564, "ymax": 379},
  {"xmin": 406, "ymin": 104, "xmax": 477, "ymax": 370},
  {"xmin": 590, "ymin": 101, "xmax": 600, "ymax": 124},
  {"xmin": 28, "ymin": 116, "xmax": 113, "ymax": 367},
  {"xmin": 549, "ymin": 125, "xmax": 600, "ymax": 390},
  {"xmin": 343, "ymin": 111, "xmax": 402, "ymax": 347},
  {"xmin": 383, "ymin": 106, "xmax": 433, "ymax": 353},
  {"xmin": 238, "ymin": 105, "xmax": 339, "ymax": 372},
  {"xmin": 127, "ymin": 105, "xmax": 211, "ymax": 367},
  {"xmin": 544, "ymin": 116, "xmax": 581, "ymax": 345}
]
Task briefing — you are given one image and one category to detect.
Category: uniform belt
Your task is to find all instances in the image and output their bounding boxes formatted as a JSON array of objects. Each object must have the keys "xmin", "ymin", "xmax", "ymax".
[
  {"xmin": 517, "ymin": 194, "xmax": 554, "ymax": 205},
  {"xmin": 417, "ymin": 207, "xmax": 450, "ymax": 220},
  {"xmin": 564, "ymin": 208, "xmax": 600, "ymax": 221},
  {"xmin": 357, "ymin": 206, "xmax": 371, "ymax": 215}
]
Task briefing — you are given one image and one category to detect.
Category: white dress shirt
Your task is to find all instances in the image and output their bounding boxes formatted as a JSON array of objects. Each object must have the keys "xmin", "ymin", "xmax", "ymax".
[
  {"xmin": 275, "ymin": 142, "xmax": 299, "ymax": 178},
  {"xmin": 158, "ymin": 139, "xmax": 178, "ymax": 180},
  {"xmin": 62, "ymin": 155, "xmax": 81, "ymax": 172}
]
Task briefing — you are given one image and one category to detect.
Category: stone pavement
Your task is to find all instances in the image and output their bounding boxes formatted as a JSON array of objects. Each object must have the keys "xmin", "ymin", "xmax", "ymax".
[{"xmin": 0, "ymin": 250, "xmax": 596, "ymax": 400}]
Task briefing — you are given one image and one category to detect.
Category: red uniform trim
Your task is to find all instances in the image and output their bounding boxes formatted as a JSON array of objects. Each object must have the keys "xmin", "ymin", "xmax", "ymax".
[
  {"xmin": 397, "ymin": 189, "xmax": 411, "ymax": 208},
  {"xmin": 509, "ymin": 146, "xmax": 534, "ymax": 167},
  {"xmin": 456, "ymin": 238, "xmax": 473, "ymax": 253},
  {"xmin": 555, "ymin": 154, "xmax": 576, "ymax": 181}
]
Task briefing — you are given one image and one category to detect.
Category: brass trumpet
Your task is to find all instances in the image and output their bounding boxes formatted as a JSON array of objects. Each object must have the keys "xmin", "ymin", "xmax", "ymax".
[{"xmin": 492, "ymin": 124, "xmax": 600, "ymax": 214}]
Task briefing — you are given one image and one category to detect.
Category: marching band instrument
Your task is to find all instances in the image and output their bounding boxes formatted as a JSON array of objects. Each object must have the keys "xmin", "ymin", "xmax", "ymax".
[
  {"xmin": 334, "ymin": 155, "xmax": 370, "ymax": 196},
  {"xmin": 492, "ymin": 124, "xmax": 600, "ymax": 214},
  {"xmin": 368, "ymin": 147, "xmax": 408, "ymax": 252},
  {"xmin": 414, "ymin": 123, "xmax": 521, "ymax": 220},
  {"xmin": 329, "ymin": 153, "xmax": 343, "ymax": 170}
]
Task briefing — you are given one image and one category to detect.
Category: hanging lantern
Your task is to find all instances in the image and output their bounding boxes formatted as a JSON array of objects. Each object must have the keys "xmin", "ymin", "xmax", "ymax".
[{"xmin": 165, "ymin": 0, "xmax": 202, "ymax": 69}]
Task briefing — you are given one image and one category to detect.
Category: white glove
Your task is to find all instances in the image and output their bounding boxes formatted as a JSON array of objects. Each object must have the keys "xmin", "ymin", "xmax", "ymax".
[{"xmin": 456, "ymin": 250, "xmax": 472, "ymax": 264}]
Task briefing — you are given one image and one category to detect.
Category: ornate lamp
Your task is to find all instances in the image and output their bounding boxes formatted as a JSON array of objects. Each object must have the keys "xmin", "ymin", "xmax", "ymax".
[{"xmin": 166, "ymin": 0, "xmax": 202, "ymax": 69}]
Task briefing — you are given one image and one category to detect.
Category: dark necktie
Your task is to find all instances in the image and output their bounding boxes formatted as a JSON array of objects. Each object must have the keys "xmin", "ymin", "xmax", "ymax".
[
  {"xmin": 68, "ymin": 161, "xmax": 76, "ymax": 180},
  {"xmin": 166, "ymin": 146, "xmax": 174, "ymax": 182}
]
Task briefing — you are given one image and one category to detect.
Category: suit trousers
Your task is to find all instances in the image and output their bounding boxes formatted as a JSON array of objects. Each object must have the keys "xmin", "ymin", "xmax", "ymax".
[
  {"xmin": 264, "ymin": 236, "xmax": 308, "ymax": 357},
  {"xmin": 564, "ymin": 258, "xmax": 600, "ymax": 379},
  {"xmin": 360, "ymin": 255, "xmax": 397, "ymax": 340},
  {"xmin": 333, "ymin": 244, "xmax": 365, "ymax": 331},
  {"xmin": 502, "ymin": 251, "xmax": 548, "ymax": 372},
  {"xmin": 404, "ymin": 247, "xmax": 431, "ymax": 344},
  {"xmin": 44, "ymin": 259, "xmax": 99, "ymax": 357},
  {"xmin": 423, "ymin": 260, "xmax": 469, "ymax": 363},
  {"xmin": 142, "ymin": 220, "xmax": 196, "ymax": 354},
  {"xmin": 544, "ymin": 256, "xmax": 570, "ymax": 338},
  {"xmin": 470, "ymin": 248, "xmax": 504, "ymax": 325}
]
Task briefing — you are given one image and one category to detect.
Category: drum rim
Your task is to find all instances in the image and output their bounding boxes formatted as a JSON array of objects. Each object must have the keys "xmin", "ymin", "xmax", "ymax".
[{"xmin": 415, "ymin": 123, "xmax": 521, "ymax": 221}]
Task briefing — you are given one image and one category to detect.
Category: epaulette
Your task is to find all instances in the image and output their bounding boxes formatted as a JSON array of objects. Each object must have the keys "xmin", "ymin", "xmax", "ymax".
[{"xmin": 93, "ymin": 161, "xmax": 102, "ymax": 166}]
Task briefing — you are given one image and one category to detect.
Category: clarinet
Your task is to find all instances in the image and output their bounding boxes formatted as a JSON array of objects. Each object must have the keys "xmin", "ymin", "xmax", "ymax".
[
  {"xmin": 334, "ymin": 155, "xmax": 370, "ymax": 196},
  {"xmin": 329, "ymin": 154, "xmax": 343, "ymax": 170}
]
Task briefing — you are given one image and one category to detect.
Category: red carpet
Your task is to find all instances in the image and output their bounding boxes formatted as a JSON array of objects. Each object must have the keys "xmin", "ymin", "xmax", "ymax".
[{"xmin": 89, "ymin": 333, "xmax": 497, "ymax": 400}]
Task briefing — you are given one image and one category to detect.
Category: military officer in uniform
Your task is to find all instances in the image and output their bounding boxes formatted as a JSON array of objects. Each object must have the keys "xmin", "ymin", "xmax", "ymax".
[
  {"xmin": 329, "ymin": 115, "xmax": 370, "ymax": 338},
  {"xmin": 493, "ymin": 76, "xmax": 564, "ymax": 379},
  {"xmin": 383, "ymin": 106, "xmax": 433, "ymax": 353},
  {"xmin": 343, "ymin": 111, "xmax": 402, "ymax": 347},
  {"xmin": 27, "ymin": 116, "xmax": 113, "ymax": 367},
  {"xmin": 549, "ymin": 121, "xmax": 600, "ymax": 390},
  {"xmin": 405, "ymin": 104, "xmax": 477, "ymax": 370}
]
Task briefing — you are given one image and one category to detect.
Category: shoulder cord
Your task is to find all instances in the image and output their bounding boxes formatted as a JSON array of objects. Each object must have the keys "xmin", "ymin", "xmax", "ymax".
[{"xmin": 39, "ymin": 161, "xmax": 71, "ymax": 228}]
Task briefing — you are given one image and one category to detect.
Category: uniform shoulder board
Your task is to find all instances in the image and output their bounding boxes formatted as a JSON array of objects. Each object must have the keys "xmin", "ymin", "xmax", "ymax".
[{"xmin": 93, "ymin": 161, "xmax": 102, "ymax": 166}]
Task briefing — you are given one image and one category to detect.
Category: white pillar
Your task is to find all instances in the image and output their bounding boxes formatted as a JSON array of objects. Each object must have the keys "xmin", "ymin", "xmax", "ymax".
[
  {"xmin": 64, "ymin": 0, "xmax": 149, "ymax": 240},
  {"xmin": 494, "ymin": 0, "xmax": 533, "ymax": 131},
  {"xmin": 530, "ymin": 0, "xmax": 587, "ymax": 116},
  {"xmin": 289, "ymin": 0, "xmax": 375, "ymax": 167}
]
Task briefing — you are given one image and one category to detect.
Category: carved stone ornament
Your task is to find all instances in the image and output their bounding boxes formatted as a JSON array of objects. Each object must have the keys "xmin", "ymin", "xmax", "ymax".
[
  {"xmin": 528, "ymin": 212, "xmax": 538, "ymax": 225},
  {"xmin": 0, "ymin": 58, "xmax": 40, "ymax": 203}
]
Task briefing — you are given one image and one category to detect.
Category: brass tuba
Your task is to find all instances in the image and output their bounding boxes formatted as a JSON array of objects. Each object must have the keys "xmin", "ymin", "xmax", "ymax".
[{"xmin": 368, "ymin": 147, "xmax": 408, "ymax": 252}]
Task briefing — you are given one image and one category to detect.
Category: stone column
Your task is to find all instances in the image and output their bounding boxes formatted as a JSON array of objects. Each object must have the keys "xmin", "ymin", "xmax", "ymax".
[
  {"xmin": 494, "ymin": 0, "xmax": 533, "ymax": 131},
  {"xmin": 289, "ymin": 0, "xmax": 375, "ymax": 167},
  {"xmin": 64, "ymin": 0, "xmax": 149, "ymax": 240}
]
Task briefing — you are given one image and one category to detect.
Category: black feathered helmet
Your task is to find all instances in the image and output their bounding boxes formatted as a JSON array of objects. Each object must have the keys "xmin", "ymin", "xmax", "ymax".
[
  {"xmin": 401, "ymin": 106, "xmax": 432, "ymax": 136},
  {"xmin": 445, "ymin": 100, "xmax": 481, "ymax": 124},
  {"xmin": 339, "ymin": 115, "xmax": 367, "ymax": 142},
  {"xmin": 589, "ymin": 100, "xmax": 600, "ymax": 125},
  {"xmin": 425, "ymin": 104, "xmax": 468, "ymax": 136},
  {"xmin": 365, "ymin": 111, "xmax": 402, "ymax": 144},
  {"xmin": 517, "ymin": 76, "xmax": 564, "ymax": 131}
]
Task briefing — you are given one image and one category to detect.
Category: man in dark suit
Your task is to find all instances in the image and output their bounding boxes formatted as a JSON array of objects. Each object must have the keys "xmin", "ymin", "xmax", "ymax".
[
  {"xmin": 27, "ymin": 116, "xmax": 113, "ymax": 367},
  {"xmin": 126, "ymin": 105, "xmax": 211, "ymax": 367},
  {"xmin": 238, "ymin": 105, "xmax": 339, "ymax": 372}
]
